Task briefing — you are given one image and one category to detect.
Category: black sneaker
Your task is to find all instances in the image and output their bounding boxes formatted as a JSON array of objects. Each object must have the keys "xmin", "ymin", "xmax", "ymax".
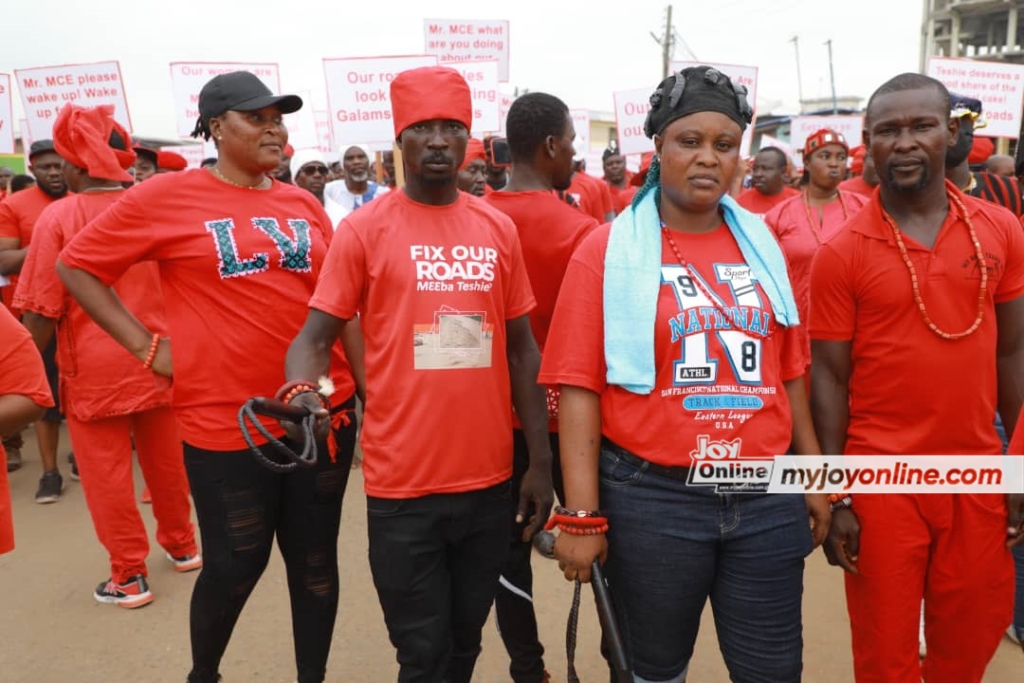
[
  {"xmin": 5, "ymin": 446, "xmax": 21, "ymax": 473},
  {"xmin": 94, "ymin": 574, "xmax": 153, "ymax": 609},
  {"xmin": 69, "ymin": 453, "xmax": 80, "ymax": 481},
  {"xmin": 34, "ymin": 470, "xmax": 63, "ymax": 504}
]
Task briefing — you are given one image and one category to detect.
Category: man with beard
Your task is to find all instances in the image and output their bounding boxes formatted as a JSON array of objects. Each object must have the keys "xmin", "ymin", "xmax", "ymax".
[
  {"xmin": 0, "ymin": 140, "xmax": 69, "ymax": 483},
  {"xmin": 944, "ymin": 94, "xmax": 1022, "ymax": 216},
  {"xmin": 737, "ymin": 146, "xmax": 800, "ymax": 215},
  {"xmin": 484, "ymin": 91, "xmax": 598, "ymax": 683},
  {"xmin": 324, "ymin": 144, "xmax": 389, "ymax": 211},
  {"xmin": 811, "ymin": 72, "xmax": 1024, "ymax": 682},
  {"xmin": 285, "ymin": 65, "xmax": 554, "ymax": 682},
  {"xmin": 291, "ymin": 147, "xmax": 348, "ymax": 227}
]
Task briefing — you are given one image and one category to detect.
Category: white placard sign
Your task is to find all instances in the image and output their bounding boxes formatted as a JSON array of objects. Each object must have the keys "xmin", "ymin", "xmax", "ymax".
[
  {"xmin": 160, "ymin": 144, "xmax": 204, "ymax": 169},
  {"xmin": 323, "ymin": 55, "xmax": 438, "ymax": 146},
  {"xmin": 789, "ymin": 115, "xmax": 865, "ymax": 155},
  {"xmin": 449, "ymin": 61, "xmax": 499, "ymax": 135},
  {"xmin": 927, "ymin": 56, "xmax": 1024, "ymax": 138},
  {"xmin": 424, "ymin": 19, "xmax": 510, "ymax": 81},
  {"xmin": 19, "ymin": 119, "xmax": 32, "ymax": 159},
  {"xmin": 612, "ymin": 88, "xmax": 655, "ymax": 156},
  {"xmin": 757, "ymin": 133, "xmax": 801, "ymax": 170},
  {"xmin": 169, "ymin": 62, "xmax": 280, "ymax": 140},
  {"xmin": 570, "ymin": 108, "xmax": 590, "ymax": 156},
  {"xmin": 671, "ymin": 61, "xmax": 759, "ymax": 156},
  {"xmin": 283, "ymin": 90, "xmax": 317, "ymax": 149},
  {"xmin": 15, "ymin": 61, "xmax": 131, "ymax": 142},
  {"xmin": 0, "ymin": 74, "xmax": 13, "ymax": 154},
  {"xmin": 495, "ymin": 93, "xmax": 514, "ymax": 135},
  {"xmin": 314, "ymin": 111, "xmax": 333, "ymax": 154}
]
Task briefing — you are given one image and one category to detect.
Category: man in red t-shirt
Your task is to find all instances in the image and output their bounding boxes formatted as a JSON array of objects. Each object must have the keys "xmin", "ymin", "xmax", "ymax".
[
  {"xmin": 0, "ymin": 140, "xmax": 68, "ymax": 479},
  {"xmin": 811, "ymin": 73, "xmax": 1024, "ymax": 682},
  {"xmin": 16, "ymin": 104, "xmax": 199, "ymax": 607},
  {"xmin": 564, "ymin": 149, "xmax": 614, "ymax": 223},
  {"xmin": 602, "ymin": 144, "xmax": 635, "ymax": 213},
  {"xmin": 0, "ymin": 304, "xmax": 54, "ymax": 555},
  {"xmin": 285, "ymin": 66, "xmax": 554, "ymax": 683},
  {"xmin": 737, "ymin": 147, "xmax": 800, "ymax": 216},
  {"xmin": 485, "ymin": 92, "xmax": 598, "ymax": 683}
]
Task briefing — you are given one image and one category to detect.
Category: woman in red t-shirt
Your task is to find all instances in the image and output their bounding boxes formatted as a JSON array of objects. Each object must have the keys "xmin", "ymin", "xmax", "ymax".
[
  {"xmin": 539, "ymin": 66, "xmax": 830, "ymax": 682},
  {"xmin": 56, "ymin": 73, "xmax": 357, "ymax": 683},
  {"xmin": 764, "ymin": 129, "xmax": 868, "ymax": 328}
]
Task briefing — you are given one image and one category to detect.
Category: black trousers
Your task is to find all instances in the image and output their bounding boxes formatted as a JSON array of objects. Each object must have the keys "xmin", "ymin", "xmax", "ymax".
[
  {"xmin": 494, "ymin": 430, "xmax": 564, "ymax": 683},
  {"xmin": 367, "ymin": 479, "xmax": 512, "ymax": 683},
  {"xmin": 184, "ymin": 398, "xmax": 356, "ymax": 683}
]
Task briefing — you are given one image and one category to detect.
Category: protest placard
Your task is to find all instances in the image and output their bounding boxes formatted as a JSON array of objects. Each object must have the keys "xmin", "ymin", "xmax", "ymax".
[
  {"xmin": 0, "ymin": 75, "xmax": 13, "ymax": 154},
  {"xmin": 169, "ymin": 62, "xmax": 279, "ymax": 140},
  {"xmin": 283, "ymin": 90, "xmax": 317, "ymax": 149},
  {"xmin": 449, "ymin": 61, "xmax": 499, "ymax": 135},
  {"xmin": 15, "ymin": 61, "xmax": 131, "ymax": 142},
  {"xmin": 19, "ymin": 119, "xmax": 32, "ymax": 159},
  {"xmin": 789, "ymin": 115, "xmax": 864, "ymax": 154},
  {"xmin": 424, "ymin": 19, "xmax": 510, "ymax": 81},
  {"xmin": 314, "ymin": 111, "xmax": 333, "ymax": 154},
  {"xmin": 612, "ymin": 88, "xmax": 655, "ymax": 156},
  {"xmin": 927, "ymin": 56, "xmax": 1024, "ymax": 138},
  {"xmin": 323, "ymin": 55, "xmax": 438, "ymax": 146},
  {"xmin": 757, "ymin": 133, "xmax": 802, "ymax": 170},
  {"xmin": 570, "ymin": 109, "xmax": 590, "ymax": 156}
]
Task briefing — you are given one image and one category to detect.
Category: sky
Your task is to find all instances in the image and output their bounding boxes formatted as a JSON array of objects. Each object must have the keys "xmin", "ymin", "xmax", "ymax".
[{"xmin": 0, "ymin": 0, "xmax": 924, "ymax": 140}]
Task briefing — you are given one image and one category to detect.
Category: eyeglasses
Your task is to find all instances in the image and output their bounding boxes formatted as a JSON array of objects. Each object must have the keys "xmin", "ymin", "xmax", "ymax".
[{"xmin": 300, "ymin": 165, "xmax": 329, "ymax": 176}]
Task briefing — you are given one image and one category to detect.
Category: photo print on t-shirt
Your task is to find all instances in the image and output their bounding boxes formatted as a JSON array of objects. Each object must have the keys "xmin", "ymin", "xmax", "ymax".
[{"xmin": 413, "ymin": 305, "xmax": 493, "ymax": 370}]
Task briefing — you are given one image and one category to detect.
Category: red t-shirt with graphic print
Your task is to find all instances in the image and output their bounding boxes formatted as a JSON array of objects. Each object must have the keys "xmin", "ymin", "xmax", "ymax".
[
  {"xmin": 310, "ymin": 190, "xmax": 536, "ymax": 498},
  {"xmin": 59, "ymin": 170, "xmax": 355, "ymax": 451},
  {"xmin": 539, "ymin": 223, "xmax": 807, "ymax": 467}
]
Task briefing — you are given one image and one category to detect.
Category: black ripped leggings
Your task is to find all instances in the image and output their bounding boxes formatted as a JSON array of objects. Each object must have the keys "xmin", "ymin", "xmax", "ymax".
[{"xmin": 183, "ymin": 397, "xmax": 356, "ymax": 683}]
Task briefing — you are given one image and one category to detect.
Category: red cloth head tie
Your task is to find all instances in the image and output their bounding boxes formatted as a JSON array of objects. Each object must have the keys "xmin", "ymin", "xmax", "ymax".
[
  {"xmin": 460, "ymin": 138, "xmax": 486, "ymax": 169},
  {"xmin": 390, "ymin": 66, "xmax": 473, "ymax": 139},
  {"xmin": 53, "ymin": 104, "xmax": 135, "ymax": 182}
]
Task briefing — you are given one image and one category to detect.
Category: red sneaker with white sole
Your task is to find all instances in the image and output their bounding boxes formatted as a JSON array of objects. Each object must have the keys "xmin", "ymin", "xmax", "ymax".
[
  {"xmin": 167, "ymin": 552, "xmax": 203, "ymax": 573},
  {"xmin": 94, "ymin": 574, "xmax": 153, "ymax": 609}
]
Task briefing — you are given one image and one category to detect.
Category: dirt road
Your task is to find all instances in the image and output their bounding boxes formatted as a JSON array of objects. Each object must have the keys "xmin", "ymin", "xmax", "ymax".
[{"xmin": 1, "ymin": 427, "xmax": 1020, "ymax": 681}]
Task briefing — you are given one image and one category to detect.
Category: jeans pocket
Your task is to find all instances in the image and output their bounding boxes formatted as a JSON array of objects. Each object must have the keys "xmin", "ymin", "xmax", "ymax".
[
  {"xmin": 598, "ymin": 447, "xmax": 644, "ymax": 488},
  {"xmin": 366, "ymin": 496, "xmax": 407, "ymax": 517}
]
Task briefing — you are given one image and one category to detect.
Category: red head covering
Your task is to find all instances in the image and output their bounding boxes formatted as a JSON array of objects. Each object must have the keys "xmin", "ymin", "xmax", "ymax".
[
  {"xmin": 157, "ymin": 150, "xmax": 188, "ymax": 171},
  {"xmin": 284, "ymin": 143, "xmax": 295, "ymax": 158},
  {"xmin": 630, "ymin": 152, "xmax": 656, "ymax": 187},
  {"xmin": 968, "ymin": 136, "xmax": 995, "ymax": 165},
  {"xmin": 848, "ymin": 145, "xmax": 866, "ymax": 175},
  {"xmin": 52, "ymin": 104, "xmax": 135, "ymax": 182},
  {"xmin": 390, "ymin": 66, "xmax": 472, "ymax": 139},
  {"xmin": 460, "ymin": 138, "xmax": 486, "ymax": 170},
  {"xmin": 803, "ymin": 128, "xmax": 848, "ymax": 159}
]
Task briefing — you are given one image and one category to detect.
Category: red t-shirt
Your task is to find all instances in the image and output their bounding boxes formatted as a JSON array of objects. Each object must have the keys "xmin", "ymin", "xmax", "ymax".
[
  {"xmin": 0, "ymin": 185, "xmax": 58, "ymax": 311},
  {"xmin": 838, "ymin": 176, "xmax": 875, "ymax": 198},
  {"xmin": 608, "ymin": 183, "xmax": 638, "ymax": 215},
  {"xmin": 765, "ymin": 190, "xmax": 869, "ymax": 330},
  {"xmin": 485, "ymin": 190, "xmax": 599, "ymax": 432},
  {"xmin": 810, "ymin": 187, "xmax": 1024, "ymax": 454},
  {"xmin": 58, "ymin": 170, "xmax": 355, "ymax": 451},
  {"xmin": 736, "ymin": 186, "xmax": 800, "ymax": 216},
  {"xmin": 14, "ymin": 192, "xmax": 173, "ymax": 422},
  {"xmin": 309, "ymin": 190, "xmax": 536, "ymax": 497},
  {"xmin": 538, "ymin": 223, "xmax": 807, "ymax": 466},
  {"xmin": 0, "ymin": 305, "xmax": 54, "ymax": 553},
  {"xmin": 568, "ymin": 172, "xmax": 614, "ymax": 223}
]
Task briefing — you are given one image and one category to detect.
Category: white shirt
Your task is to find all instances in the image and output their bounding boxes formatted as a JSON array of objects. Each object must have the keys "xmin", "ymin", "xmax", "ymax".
[{"xmin": 324, "ymin": 180, "xmax": 390, "ymax": 212}]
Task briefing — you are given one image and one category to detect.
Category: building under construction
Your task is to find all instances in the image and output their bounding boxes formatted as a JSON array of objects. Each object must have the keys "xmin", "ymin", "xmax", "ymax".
[{"xmin": 921, "ymin": 0, "xmax": 1024, "ymax": 66}]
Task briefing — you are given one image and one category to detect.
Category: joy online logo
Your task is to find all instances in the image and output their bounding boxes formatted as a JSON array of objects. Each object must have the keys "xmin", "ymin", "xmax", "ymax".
[{"xmin": 687, "ymin": 435, "xmax": 773, "ymax": 492}]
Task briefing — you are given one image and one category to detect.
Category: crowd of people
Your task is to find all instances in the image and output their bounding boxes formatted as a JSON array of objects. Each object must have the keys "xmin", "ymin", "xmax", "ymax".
[{"xmin": 1, "ymin": 61, "xmax": 1023, "ymax": 683}]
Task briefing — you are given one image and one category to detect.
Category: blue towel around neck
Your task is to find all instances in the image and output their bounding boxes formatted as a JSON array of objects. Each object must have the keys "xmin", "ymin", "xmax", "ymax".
[{"xmin": 602, "ymin": 190, "xmax": 799, "ymax": 395}]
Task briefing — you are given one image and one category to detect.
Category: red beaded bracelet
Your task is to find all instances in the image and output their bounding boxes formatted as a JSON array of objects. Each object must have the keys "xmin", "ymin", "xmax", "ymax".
[
  {"xmin": 142, "ymin": 333, "xmax": 160, "ymax": 370},
  {"xmin": 544, "ymin": 513, "xmax": 609, "ymax": 531},
  {"xmin": 275, "ymin": 380, "xmax": 319, "ymax": 402},
  {"xmin": 557, "ymin": 523, "xmax": 609, "ymax": 536}
]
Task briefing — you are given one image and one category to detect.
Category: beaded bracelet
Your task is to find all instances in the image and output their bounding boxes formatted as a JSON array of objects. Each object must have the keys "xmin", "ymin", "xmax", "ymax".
[
  {"xmin": 829, "ymin": 494, "xmax": 853, "ymax": 512},
  {"xmin": 276, "ymin": 380, "xmax": 331, "ymax": 411},
  {"xmin": 544, "ymin": 513, "xmax": 609, "ymax": 532},
  {"xmin": 142, "ymin": 334, "xmax": 161, "ymax": 370},
  {"xmin": 553, "ymin": 505, "xmax": 607, "ymax": 519},
  {"xmin": 558, "ymin": 523, "xmax": 609, "ymax": 536}
]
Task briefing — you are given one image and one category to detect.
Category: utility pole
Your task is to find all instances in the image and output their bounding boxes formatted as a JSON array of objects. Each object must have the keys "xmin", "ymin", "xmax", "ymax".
[
  {"xmin": 825, "ymin": 39, "xmax": 839, "ymax": 114},
  {"xmin": 790, "ymin": 36, "xmax": 804, "ymax": 113},
  {"xmin": 650, "ymin": 5, "xmax": 675, "ymax": 78}
]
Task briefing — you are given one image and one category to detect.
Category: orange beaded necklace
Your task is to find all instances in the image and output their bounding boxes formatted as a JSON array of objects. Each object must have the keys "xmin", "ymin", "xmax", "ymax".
[
  {"xmin": 802, "ymin": 190, "xmax": 851, "ymax": 244},
  {"xmin": 880, "ymin": 188, "xmax": 987, "ymax": 340}
]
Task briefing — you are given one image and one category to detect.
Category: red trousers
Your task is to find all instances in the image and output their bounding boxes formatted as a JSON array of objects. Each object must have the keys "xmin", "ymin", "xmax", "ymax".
[
  {"xmin": 845, "ymin": 493, "xmax": 1014, "ymax": 682},
  {"xmin": 66, "ymin": 407, "xmax": 196, "ymax": 583}
]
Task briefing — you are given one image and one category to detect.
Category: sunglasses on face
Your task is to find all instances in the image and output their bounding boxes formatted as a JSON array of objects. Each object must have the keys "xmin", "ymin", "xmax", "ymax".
[{"xmin": 301, "ymin": 165, "xmax": 329, "ymax": 176}]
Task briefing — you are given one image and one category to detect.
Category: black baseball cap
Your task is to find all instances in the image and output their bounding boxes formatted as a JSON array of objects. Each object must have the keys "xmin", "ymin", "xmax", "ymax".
[
  {"xmin": 29, "ymin": 139, "xmax": 57, "ymax": 160},
  {"xmin": 197, "ymin": 71, "xmax": 303, "ymax": 125}
]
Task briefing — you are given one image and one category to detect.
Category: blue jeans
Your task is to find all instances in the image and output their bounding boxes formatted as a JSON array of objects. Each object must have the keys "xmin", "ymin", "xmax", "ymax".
[{"xmin": 599, "ymin": 441, "xmax": 813, "ymax": 683}]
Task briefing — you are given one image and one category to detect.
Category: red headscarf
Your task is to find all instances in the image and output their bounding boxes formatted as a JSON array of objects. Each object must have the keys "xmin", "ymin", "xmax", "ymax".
[
  {"xmin": 848, "ymin": 145, "xmax": 866, "ymax": 175},
  {"xmin": 460, "ymin": 138, "xmax": 486, "ymax": 170},
  {"xmin": 157, "ymin": 150, "xmax": 188, "ymax": 171},
  {"xmin": 968, "ymin": 136, "xmax": 995, "ymax": 165},
  {"xmin": 390, "ymin": 66, "xmax": 472, "ymax": 139},
  {"xmin": 802, "ymin": 128, "xmax": 848, "ymax": 159},
  {"xmin": 52, "ymin": 104, "xmax": 134, "ymax": 182}
]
